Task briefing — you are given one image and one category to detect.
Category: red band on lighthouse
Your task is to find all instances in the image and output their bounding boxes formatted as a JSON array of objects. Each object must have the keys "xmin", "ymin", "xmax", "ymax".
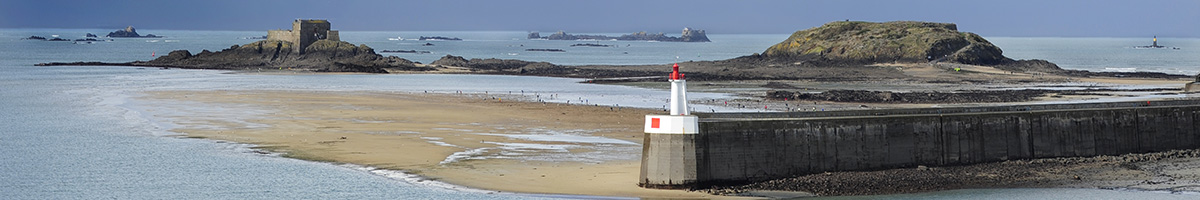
[{"xmin": 670, "ymin": 63, "xmax": 681, "ymax": 80}]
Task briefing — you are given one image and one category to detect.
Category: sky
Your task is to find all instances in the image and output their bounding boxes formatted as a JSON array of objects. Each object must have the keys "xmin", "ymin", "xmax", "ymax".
[{"xmin": 2, "ymin": 0, "xmax": 1197, "ymax": 37}]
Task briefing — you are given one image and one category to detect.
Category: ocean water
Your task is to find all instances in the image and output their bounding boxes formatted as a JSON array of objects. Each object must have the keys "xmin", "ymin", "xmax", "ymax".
[
  {"xmin": 990, "ymin": 37, "xmax": 1200, "ymax": 75},
  {"xmin": 2, "ymin": 29, "xmax": 1198, "ymax": 199}
]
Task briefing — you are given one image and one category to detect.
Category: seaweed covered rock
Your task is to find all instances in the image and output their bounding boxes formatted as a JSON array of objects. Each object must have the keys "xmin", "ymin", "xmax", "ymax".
[
  {"xmin": 140, "ymin": 40, "xmax": 428, "ymax": 73},
  {"xmin": 763, "ymin": 21, "xmax": 1007, "ymax": 65},
  {"xmin": 432, "ymin": 55, "xmax": 554, "ymax": 71}
]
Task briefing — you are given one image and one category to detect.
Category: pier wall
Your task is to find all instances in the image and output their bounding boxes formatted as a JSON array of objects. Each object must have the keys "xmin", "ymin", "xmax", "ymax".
[{"xmin": 640, "ymin": 100, "xmax": 1200, "ymax": 188}]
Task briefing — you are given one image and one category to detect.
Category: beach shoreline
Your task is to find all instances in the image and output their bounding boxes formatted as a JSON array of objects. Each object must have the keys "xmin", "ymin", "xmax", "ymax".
[
  {"xmin": 135, "ymin": 90, "xmax": 723, "ymax": 199},
  {"xmin": 131, "ymin": 72, "xmax": 1197, "ymax": 198}
]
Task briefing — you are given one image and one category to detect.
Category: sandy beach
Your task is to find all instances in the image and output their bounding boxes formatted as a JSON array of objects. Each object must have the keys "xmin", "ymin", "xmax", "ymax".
[
  {"xmin": 132, "ymin": 63, "xmax": 1197, "ymax": 199},
  {"xmin": 138, "ymin": 90, "xmax": 723, "ymax": 198}
]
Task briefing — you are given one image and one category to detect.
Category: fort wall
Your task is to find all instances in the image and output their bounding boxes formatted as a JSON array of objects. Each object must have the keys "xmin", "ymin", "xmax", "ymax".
[
  {"xmin": 641, "ymin": 99, "xmax": 1200, "ymax": 188},
  {"xmin": 264, "ymin": 19, "xmax": 338, "ymax": 54}
]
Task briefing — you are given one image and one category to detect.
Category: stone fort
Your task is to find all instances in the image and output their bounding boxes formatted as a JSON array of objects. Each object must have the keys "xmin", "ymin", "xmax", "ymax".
[{"xmin": 267, "ymin": 19, "xmax": 340, "ymax": 54}]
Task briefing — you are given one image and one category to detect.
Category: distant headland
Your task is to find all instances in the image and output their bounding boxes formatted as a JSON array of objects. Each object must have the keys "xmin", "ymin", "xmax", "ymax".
[{"xmin": 528, "ymin": 27, "xmax": 710, "ymax": 42}]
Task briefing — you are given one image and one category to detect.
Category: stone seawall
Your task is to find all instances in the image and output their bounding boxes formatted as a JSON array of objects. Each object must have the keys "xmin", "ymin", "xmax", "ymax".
[{"xmin": 640, "ymin": 99, "xmax": 1200, "ymax": 188}]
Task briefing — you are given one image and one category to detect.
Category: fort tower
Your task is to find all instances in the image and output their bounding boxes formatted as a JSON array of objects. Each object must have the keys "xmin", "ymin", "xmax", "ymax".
[{"xmin": 267, "ymin": 19, "xmax": 340, "ymax": 54}]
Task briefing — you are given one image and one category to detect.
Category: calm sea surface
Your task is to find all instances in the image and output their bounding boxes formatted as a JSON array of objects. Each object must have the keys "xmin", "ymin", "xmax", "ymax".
[{"xmin": 1, "ymin": 29, "xmax": 1197, "ymax": 199}]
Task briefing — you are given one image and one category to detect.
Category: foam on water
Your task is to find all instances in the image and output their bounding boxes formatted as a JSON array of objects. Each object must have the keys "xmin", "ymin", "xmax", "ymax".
[{"xmin": 478, "ymin": 129, "xmax": 638, "ymax": 145}]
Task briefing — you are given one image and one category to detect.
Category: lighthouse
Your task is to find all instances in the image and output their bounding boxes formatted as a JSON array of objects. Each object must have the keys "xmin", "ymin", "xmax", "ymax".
[
  {"xmin": 640, "ymin": 63, "xmax": 701, "ymax": 188},
  {"xmin": 668, "ymin": 63, "xmax": 689, "ymax": 115},
  {"xmin": 645, "ymin": 63, "xmax": 698, "ymax": 134}
]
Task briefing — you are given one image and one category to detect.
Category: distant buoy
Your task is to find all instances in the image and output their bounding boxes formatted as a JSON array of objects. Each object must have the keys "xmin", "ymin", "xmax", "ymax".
[{"xmin": 152, "ymin": 52, "xmax": 156, "ymax": 57}]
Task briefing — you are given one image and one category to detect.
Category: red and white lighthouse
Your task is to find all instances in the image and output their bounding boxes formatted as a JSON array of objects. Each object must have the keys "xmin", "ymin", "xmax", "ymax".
[
  {"xmin": 645, "ymin": 63, "xmax": 699, "ymax": 134},
  {"xmin": 668, "ymin": 63, "xmax": 689, "ymax": 115}
]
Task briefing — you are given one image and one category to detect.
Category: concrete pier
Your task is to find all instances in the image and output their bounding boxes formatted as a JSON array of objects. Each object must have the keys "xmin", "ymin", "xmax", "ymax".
[{"xmin": 639, "ymin": 99, "xmax": 1200, "ymax": 188}]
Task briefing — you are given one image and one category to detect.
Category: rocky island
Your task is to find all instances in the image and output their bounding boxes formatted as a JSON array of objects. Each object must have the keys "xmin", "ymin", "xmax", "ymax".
[
  {"xmin": 40, "ymin": 20, "xmax": 428, "ymax": 73},
  {"xmin": 106, "ymin": 26, "xmax": 162, "ymax": 38},
  {"xmin": 528, "ymin": 27, "xmax": 710, "ymax": 42},
  {"xmin": 39, "ymin": 20, "xmax": 1187, "ymax": 88}
]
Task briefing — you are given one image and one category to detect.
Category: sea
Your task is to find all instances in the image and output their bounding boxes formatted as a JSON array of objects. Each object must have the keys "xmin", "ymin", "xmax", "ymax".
[{"xmin": 1, "ymin": 29, "xmax": 1198, "ymax": 199}]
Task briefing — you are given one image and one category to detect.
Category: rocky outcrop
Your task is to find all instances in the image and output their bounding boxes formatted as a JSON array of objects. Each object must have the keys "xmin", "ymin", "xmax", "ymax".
[
  {"xmin": 106, "ymin": 26, "xmax": 162, "ymax": 38},
  {"xmin": 766, "ymin": 89, "xmax": 1052, "ymax": 103},
  {"xmin": 430, "ymin": 55, "xmax": 655, "ymax": 78},
  {"xmin": 681, "ymin": 27, "xmax": 710, "ymax": 42},
  {"xmin": 85, "ymin": 33, "xmax": 97, "ymax": 38},
  {"xmin": 418, "ymin": 36, "xmax": 462, "ymax": 41},
  {"xmin": 529, "ymin": 27, "xmax": 711, "ymax": 42},
  {"xmin": 432, "ymin": 55, "xmax": 543, "ymax": 70},
  {"xmin": 39, "ymin": 40, "xmax": 429, "ymax": 73},
  {"xmin": 143, "ymin": 40, "xmax": 424, "ymax": 72},
  {"xmin": 763, "ymin": 21, "xmax": 1005, "ymax": 65}
]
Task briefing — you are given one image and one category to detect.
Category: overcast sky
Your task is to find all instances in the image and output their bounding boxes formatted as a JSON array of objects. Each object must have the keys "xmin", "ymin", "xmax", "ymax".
[{"xmin": 3, "ymin": 0, "xmax": 1197, "ymax": 37}]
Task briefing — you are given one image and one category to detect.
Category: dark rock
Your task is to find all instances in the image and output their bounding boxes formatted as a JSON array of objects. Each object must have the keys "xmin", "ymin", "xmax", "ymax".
[
  {"xmin": 73, "ymin": 38, "xmax": 101, "ymax": 42},
  {"xmin": 380, "ymin": 50, "xmax": 431, "ymax": 54},
  {"xmin": 528, "ymin": 27, "xmax": 711, "ymax": 42},
  {"xmin": 570, "ymin": 43, "xmax": 612, "ymax": 47},
  {"xmin": 23, "ymin": 36, "xmax": 47, "ymax": 40},
  {"xmin": 525, "ymin": 49, "xmax": 564, "ymax": 52},
  {"xmin": 48, "ymin": 38, "xmax": 69, "ymax": 41},
  {"xmin": 431, "ymin": 55, "xmax": 469, "ymax": 67},
  {"xmin": 681, "ymin": 27, "xmax": 711, "ymax": 42},
  {"xmin": 85, "ymin": 33, "xmax": 97, "ymax": 38},
  {"xmin": 994, "ymin": 59, "xmax": 1065, "ymax": 74},
  {"xmin": 422, "ymin": 43, "xmax": 434, "ymax": 46},
  {"xmin": 430, "ymin": 54, "xmax": 652, "ymax": 78},
  {"xmin": 106, "ymin": 26, "xmax": 163, "ymax": 38},
  {"xmin": 418, "ymin": 36, "xmax": 462, "ymax": 41},
  {"xmin": 768, "ymin": 89, "xmax": 1052, "ymax": 103}
]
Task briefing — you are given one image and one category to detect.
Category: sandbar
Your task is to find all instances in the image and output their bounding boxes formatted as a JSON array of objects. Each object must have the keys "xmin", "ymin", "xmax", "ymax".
[{"xmin": 138, "ymin": 90, "xmax": 723, "ymax": 198}]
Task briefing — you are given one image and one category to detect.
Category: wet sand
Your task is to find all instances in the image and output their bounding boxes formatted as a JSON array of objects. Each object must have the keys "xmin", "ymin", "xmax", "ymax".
[
  {"xmin": 135, "ymin": 66, "xmax": 1197, "ymax": 198},
  {"xmin": 138, "ymin": 90, "xmax": 721, "ymax": 198}
]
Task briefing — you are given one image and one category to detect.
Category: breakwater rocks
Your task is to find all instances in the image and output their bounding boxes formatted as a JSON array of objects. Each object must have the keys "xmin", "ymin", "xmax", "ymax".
[
  {"xmin": 38, "ymin": 40, "xmax": 431, "ymax": 73},
  {"xmin": 529, "ymin": 27, "xmax": 710, "ymax": 42}
]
